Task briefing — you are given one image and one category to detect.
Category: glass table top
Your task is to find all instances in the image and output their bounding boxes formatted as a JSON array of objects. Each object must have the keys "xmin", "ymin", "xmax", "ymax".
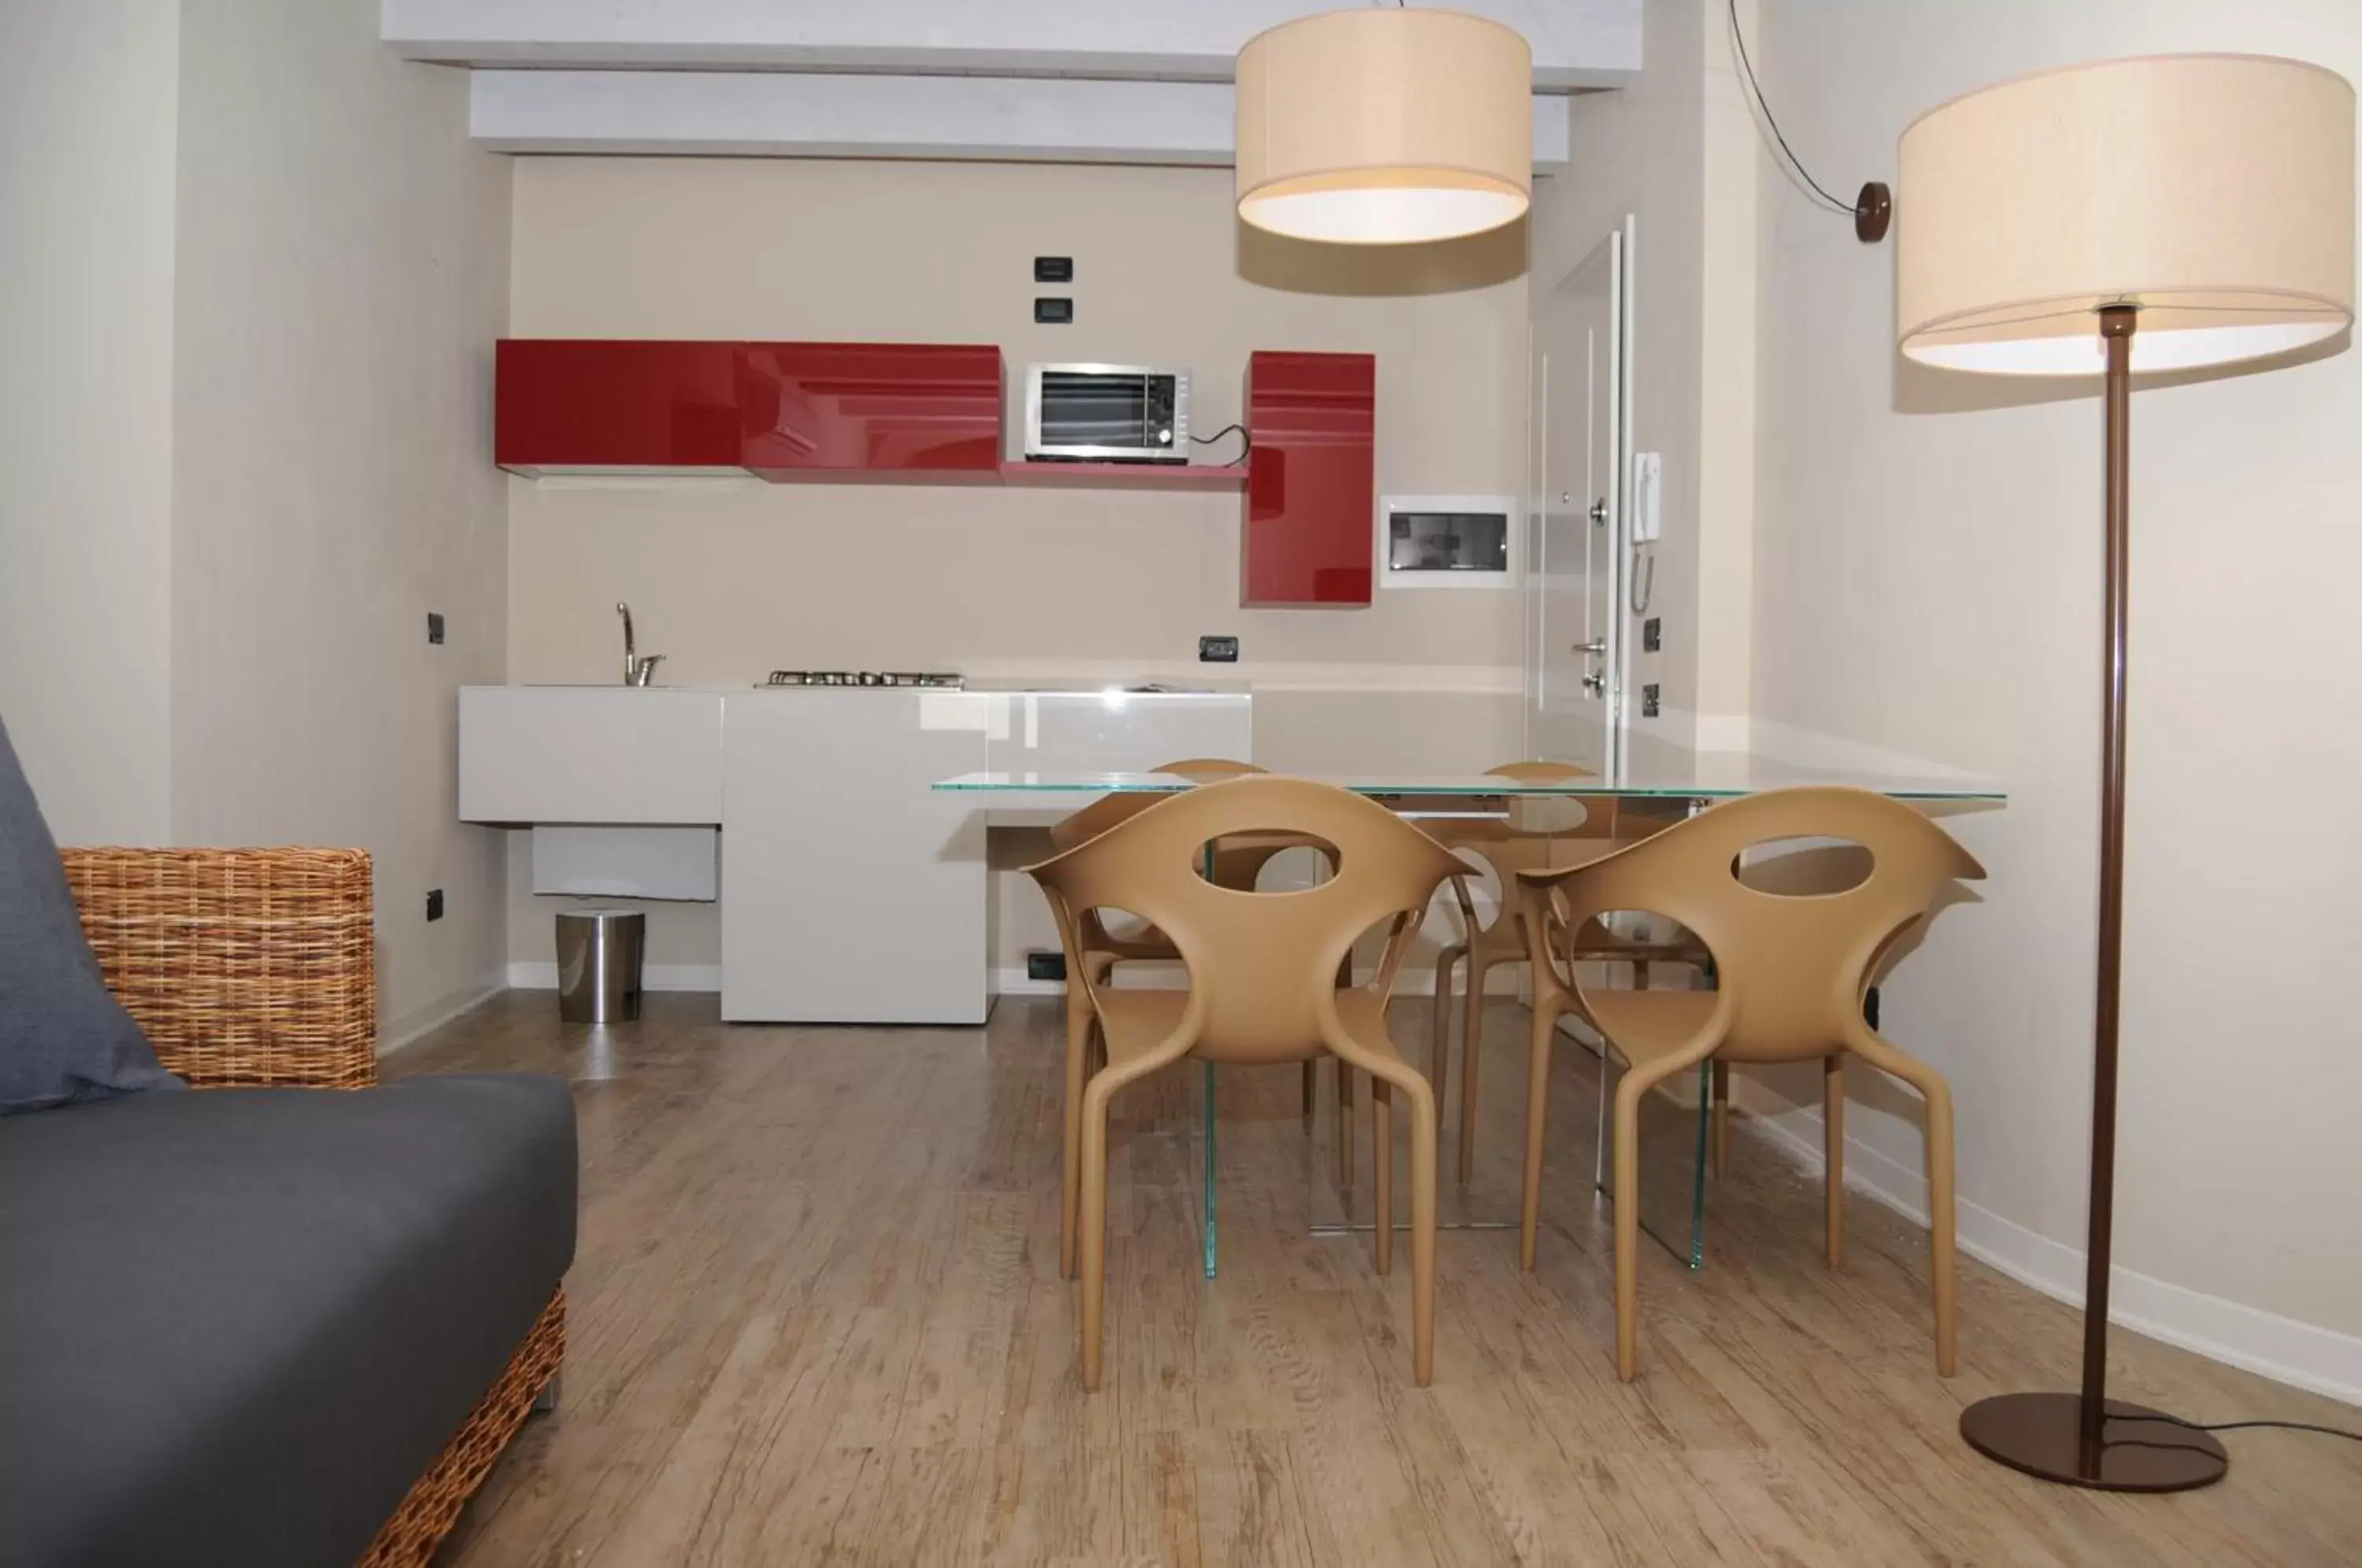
[{"xmin": 932, "ymin": 761, "xmax": 2005, "ymax": 803}]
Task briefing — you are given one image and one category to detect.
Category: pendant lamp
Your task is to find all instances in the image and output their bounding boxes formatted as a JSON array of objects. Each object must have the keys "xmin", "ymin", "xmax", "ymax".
[{"xmin": 1235, "ymin": 7, "xmax": 1532, "ymax": 245}]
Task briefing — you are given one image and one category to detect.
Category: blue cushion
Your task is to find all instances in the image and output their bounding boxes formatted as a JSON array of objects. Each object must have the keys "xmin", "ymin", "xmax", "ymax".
[{"xmin": 0, "ymin": 715, "xmax": 182, "ymax": 1113}]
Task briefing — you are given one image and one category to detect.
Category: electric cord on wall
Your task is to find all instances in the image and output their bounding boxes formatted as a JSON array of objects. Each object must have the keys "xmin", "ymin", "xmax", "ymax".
[
  {"xmin": 1726, "ymin": 0, "xmax": 1857, "ymax": 219},
  {"xmin": 1190, "ymin": 423, "xmax": 1251, "ymax": 467}
]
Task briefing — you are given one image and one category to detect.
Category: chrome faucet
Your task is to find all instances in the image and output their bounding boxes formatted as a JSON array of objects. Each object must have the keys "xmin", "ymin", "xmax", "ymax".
[{"xmin": 616, "ymin": 601, "xmax": 664, "ymax": 686}]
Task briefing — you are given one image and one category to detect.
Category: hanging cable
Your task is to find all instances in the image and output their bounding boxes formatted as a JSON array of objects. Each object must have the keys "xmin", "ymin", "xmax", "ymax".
[{"xmin": 1726, "ymin": 0, "xmax": 1890, "ymax": 240}]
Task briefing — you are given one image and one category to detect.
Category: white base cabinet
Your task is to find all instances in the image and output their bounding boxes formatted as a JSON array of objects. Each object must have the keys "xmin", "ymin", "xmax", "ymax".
[
  {"xmin": 719, "ymin": 692, "xmax": 990, "ymax": 1024},
  {"xmin": 458, "ymin": 685, "xmax": 1245, "ymax": 1025}
]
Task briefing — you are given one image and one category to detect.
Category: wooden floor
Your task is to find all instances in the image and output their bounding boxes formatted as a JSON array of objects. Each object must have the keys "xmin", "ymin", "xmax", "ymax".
[{"xmin": 395, "ymin": 991, "xmax": 2362, "ymax": 1567}]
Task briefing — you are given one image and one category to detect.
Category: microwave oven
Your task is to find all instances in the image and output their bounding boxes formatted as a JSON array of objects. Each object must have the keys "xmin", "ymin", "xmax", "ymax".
[{"xmin": 1022, "ymin": 364, "xmax": 1190, "ymax": 464}]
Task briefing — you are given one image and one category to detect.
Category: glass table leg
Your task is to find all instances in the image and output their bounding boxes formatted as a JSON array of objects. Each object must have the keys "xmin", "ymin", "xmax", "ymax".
[
  {"xmin": 1203, "ymin": 1060, "xmax": 1218, "ymax": 1278},
  {"xmin": 1594, "ymin": 1052, "xmax": 1712, "ymax": 1273}
]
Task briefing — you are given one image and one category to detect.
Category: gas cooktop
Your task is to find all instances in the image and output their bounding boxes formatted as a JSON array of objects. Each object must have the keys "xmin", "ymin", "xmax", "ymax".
[{"xmin": 761, "ymin": 671, "xmax": 965, "ymax": 689}]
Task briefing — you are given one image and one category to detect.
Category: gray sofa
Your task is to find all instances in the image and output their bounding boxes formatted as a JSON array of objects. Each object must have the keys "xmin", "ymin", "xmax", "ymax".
[
  {"xmin": 0, "ymin": 1075, "xmax": 576, "ymax": 1567},
  {"xmin": 0, "ymin": 719, "xmax": 578, "ymax": 1567}
]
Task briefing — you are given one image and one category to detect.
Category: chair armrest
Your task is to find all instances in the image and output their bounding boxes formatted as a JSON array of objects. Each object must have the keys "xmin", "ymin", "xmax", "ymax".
[{"xmin": 59, "ymin": 847, "xmax": 376, "ymax": 1089}]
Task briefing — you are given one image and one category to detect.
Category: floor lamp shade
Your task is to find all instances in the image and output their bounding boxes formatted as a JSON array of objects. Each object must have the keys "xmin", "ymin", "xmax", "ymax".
[
  {"xmin": 1899, "ymin": 54, "xmax": 2355, "ymax": 375},
  {"xmin": 1235, "ymin": 8, "xmax": 1531, "ymax": 245}
]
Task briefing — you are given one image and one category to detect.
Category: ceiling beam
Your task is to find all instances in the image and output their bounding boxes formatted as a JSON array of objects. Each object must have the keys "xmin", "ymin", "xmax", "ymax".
[
  {"xmin": 387, "ymin": 0, "xmax": 1641, "ymax": 91},
  {"xmin": 468, "ymin": 69, "xmax": 1574, "ymax": 171}
]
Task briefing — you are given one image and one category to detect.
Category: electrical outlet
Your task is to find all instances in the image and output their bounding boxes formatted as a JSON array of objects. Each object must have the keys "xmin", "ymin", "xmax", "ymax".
[
  {"xmin": 1034, "ymin": 297, "xmax": 1074, "ymax": 324},
  {"xmin": 1198, "ymin": 634, "xmax": 1240, "ymax": 663},
  {"xmin": 1642, "ymin": 616, "xmax": 1660, "ymax": 653},
  {"xmin": 425, "ymin": 888, "xmax": 444, "ymax": 922},
  {"xmin": 1026, "ymin": 950, "xmax": 1067, "ymax": 982},
  {"xmin": 1641, "ymin": 683, "xmax": 1661, "ymax": 719},
  {"xmin": 427, "ymin": 612, "xmax": 445, "ymax": 645}
]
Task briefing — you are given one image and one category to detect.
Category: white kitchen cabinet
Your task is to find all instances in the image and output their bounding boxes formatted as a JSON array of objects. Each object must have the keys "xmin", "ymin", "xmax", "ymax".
[
  {"xmin": 720, "ymin": 690, "xmax": 990, "ymax": 1024},
  {"xmin": 459, "ymin": 686, "xmax": 723, "ymax": 824}
]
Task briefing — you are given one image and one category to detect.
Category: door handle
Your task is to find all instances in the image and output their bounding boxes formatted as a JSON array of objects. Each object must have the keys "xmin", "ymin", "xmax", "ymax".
[
  {"xmin": 1582, "ymin": 670, "xmax": 1608, "ymax": 696},
  {"xmin": 1589, "ymin": 498, "xmax": 1609, "ymax": 526},
  {"xmin": 1571, "ymin": 639, "xmax": 1607, "ymax": 656}
]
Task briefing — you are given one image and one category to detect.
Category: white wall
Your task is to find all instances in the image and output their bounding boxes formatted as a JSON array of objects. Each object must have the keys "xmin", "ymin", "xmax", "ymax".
[
  {"xmin": 1746, "ymin": 0, "xmax": 2362, "ymax": 1370},
  {"xmin": 1528, "ymin": 0, "xmax": 1760, "ymax": 760},
  {"xmin": 169, "ymin": 0, "xmax": 514, "ymax": 1041},
  {"xmin": 0, "ymin": 1, "xmax": 181, "ymax": 844},
  {"xmin": 502, "ymin": 155, "xmax": 1532, "ymax": 973}
]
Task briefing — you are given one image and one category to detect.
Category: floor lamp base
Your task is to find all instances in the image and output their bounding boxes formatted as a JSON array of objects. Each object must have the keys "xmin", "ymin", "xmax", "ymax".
[{"xmin": 1960, "ymin": 1392, "xmax": 2228, "ymax": 1492}]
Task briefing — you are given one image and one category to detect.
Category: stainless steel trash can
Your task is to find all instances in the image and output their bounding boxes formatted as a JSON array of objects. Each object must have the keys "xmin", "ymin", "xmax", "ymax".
[{"xmin": 556, "ymin": 908, "xmax": 645, "ymax": 1023}]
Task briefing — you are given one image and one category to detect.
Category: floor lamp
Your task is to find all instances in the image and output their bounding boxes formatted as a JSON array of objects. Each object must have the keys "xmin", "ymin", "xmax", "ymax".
[{"xmin": 1895, "ymin": 54, "xmax": 2355, "ymax": 1491}]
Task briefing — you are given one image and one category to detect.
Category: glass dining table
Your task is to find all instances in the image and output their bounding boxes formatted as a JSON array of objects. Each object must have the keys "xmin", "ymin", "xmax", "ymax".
[{"xmin": 932, "ymin": 761, "xmax": 2005, "ymax": 1278}]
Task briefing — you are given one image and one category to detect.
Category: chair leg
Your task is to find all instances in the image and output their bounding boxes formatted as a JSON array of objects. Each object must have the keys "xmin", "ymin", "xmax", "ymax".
[
  {"xmin": 1060, "ymin": 1002, "xmax": 1092, "ymax": 1281},
  {"xmin": 1711, "ymin": 1059, "xmax": 1731, "ymax": 1181},
  {"xmin": 1335, "ymin": 1056, "xmax": 1354, "ymax": 1187},
  {"xmin": 1612, "ymin": 1072, "xmax": 1646, "ymax": 1381},
  {"xmin": 1301, "ymin": 1059, "xmax": 1316, "ymax": 1132},
  {"xmin": 1923, "ymin": 1073, "xmax": 1958, "ymax": 1377},
  {"xmin": 1076, "ymin": 1066, "xmax": 1138, "ymax": 1391},
  {"xmin": 1409, "ymin": 1076, "xmax": 1438, "ymax": 1387},
  {"xmin": 1459, "ymin": 952, "xmax": 1491, "ymax": 1184},
  {"xmin": 1346, "ymin": 1052, "xmax": 1439, "ymax": 1386},
  {"xmin": 1517, "ymin": 996, "xmax": 1557, "ymax": 1271},
  {"xmin": 1843, "ymin": 1034, "xmax": 1959, "ymax": 1378},
  {"xmin": 1823, "ymin": 1054, "xmax": 1845, "ymax": 1268},
  {"xmin": 1372, "ymin": 1077, "xmax": 1394, "ymax": 1276},
  {"xmin": 1431, "ymin": 946, "xmax": 1461, "ymax": 1135}
]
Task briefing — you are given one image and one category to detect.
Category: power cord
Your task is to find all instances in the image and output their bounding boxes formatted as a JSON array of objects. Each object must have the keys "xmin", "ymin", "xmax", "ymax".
[
  {"xmin": 2123, "ymin": 1413, "xmax": 2362, "ymax": 1446},
  {"xmin": 1726, "ymin": 0, "xmax": 1890, "ymax": 243},
  {"xmin": 1725, "ymin": 0, "xmax": 1851, "ymax": 216},
  {"xmin": 1190, "ymin": 423, "xmax": 1251, "ymax": 467}
]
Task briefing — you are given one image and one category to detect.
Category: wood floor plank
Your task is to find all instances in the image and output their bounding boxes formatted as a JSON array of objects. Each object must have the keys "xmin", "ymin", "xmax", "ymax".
[{"xmin": 400, "ymin": 992, "xmax": 2362, "ymax": 1568}]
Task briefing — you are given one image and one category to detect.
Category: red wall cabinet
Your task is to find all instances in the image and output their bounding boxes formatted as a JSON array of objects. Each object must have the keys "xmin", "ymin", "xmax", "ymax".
[
  {"xmin": 495, "ymin": 339, "xmax": 1002, "ymax": 479},
  {"xmin": 1242, "ymin": 351, "xmax": 1376, "ymax": 607},
  {"xmin": 739, "ymin": 342, "xmax": 1002, "ymax": 479},
  {"xmin": 495, "ymin": 340, "xmax": 742, "ymax": 475}
]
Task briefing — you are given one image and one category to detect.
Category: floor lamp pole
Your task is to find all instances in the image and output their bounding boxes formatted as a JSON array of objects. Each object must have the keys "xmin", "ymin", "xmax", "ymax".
[{"xmin": 1957, "ymin": 305, "xmax": 2229, "ymax": 1491}]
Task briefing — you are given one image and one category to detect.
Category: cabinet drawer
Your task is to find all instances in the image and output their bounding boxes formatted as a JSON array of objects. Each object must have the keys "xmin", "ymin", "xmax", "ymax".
[{"xmin": 459, "ymin": 687, "xmax": 724, "ymax": 824}]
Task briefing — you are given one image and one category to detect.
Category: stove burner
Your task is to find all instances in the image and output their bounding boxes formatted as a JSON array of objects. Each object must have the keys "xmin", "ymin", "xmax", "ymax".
[{"xmin": 762, "ymin": 670, "xmax": 965, "ymax": 690}]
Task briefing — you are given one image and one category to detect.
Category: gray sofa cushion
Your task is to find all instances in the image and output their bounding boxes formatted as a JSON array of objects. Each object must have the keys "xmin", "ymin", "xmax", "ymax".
[
  {"xmin": 0, "ymin": 1073, "xmax": 577, "ymax": 1568},
  {"xmin": 0, "ymin": 716, "xmax": 182, "ymax": 1114}
]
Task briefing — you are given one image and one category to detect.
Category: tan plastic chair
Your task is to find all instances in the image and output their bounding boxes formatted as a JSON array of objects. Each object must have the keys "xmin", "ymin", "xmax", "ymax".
[
  {"xmin": 1027, "ymin": 775, "xmax": 1469, "ymax": 1389},
  {"xmin": 1513, "ymin": 786, "xmax": 1984, "ymax": 1381},
  {"xmin": 1158, "ymin": 758, "xmax": 1363, "ymax": 1164},
  {"xmin": 1042, "ymin": 760, "xmax": 1342, "ymax": 1279},
  {"xmin": 1430, "ymin": 763, "xmax": 1697, "ymax": 1182}
]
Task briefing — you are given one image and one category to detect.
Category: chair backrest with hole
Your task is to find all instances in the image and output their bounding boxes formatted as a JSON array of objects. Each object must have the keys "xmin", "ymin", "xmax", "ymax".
[
  {"xmin": 1027, "ymin": 776, "xmax": 1467, "ymax": 1063},
  {"xmin": 1157, "ymin": 756, "xmax": 1265, "ymax": 782},
  {"xmin": 1524, "ymin": 787, "xmax": 1984, "ymax": 1063},
  {"xmin": 1435, "ymin": 762, "xmax": 1643, "ymax": 927},
  {"xmin": 1486, "ymin": 758, "xmax": 1594, "ymax": 836}
]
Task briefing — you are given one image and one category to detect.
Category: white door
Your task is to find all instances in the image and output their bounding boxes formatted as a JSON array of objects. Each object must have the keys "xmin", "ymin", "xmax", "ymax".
[{"xmin": 1527, "ymin": 222, "xmax": 1630, "ymax": 775}]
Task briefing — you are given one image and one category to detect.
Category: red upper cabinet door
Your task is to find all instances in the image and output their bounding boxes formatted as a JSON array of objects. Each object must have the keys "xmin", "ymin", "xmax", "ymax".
[
  {"xmin": 495, "ymin": 340, "xmax": 743, "ymax": 475},
  {"xmin": 1242, "ymin": 351, "xmax": 1376, "ymax": 607},
  {"xmin": 739, "ymin": 343, "xmax": 1003, "ymax": 479}
]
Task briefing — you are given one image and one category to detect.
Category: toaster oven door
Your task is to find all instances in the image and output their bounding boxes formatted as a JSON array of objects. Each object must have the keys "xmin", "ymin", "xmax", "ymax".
[{"xmin": 1025, "ymin": 366, "xmax": 1185, "ymax": 461}]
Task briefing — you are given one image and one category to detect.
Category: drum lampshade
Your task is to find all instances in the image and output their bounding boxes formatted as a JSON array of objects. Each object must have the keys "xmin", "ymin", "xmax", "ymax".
[
  {"xmin": 1235, "ymin": 8, "xmax": 1532, "ymax": 246},
  {"xmin": 1897, "ymin": 54, "xmax": 2355, "ymax": 375}
]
